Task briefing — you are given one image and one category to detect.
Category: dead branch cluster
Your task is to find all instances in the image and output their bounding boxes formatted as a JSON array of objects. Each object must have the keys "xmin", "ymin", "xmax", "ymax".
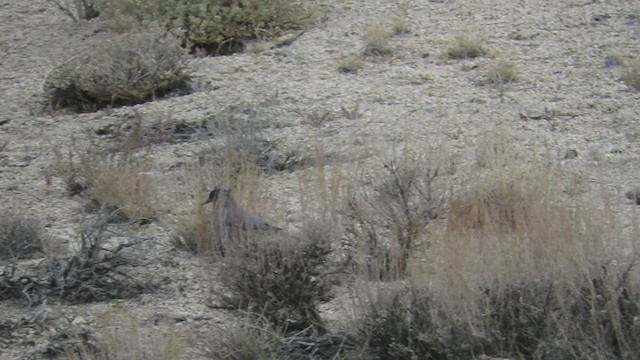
[{"xmin": 0, "ymin": 214, "xmax": 151, "ymax": 306}]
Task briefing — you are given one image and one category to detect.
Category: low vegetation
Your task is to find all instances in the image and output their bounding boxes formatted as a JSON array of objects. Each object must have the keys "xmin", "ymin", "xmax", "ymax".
[
  {"xmin": 622, "ymin": 59, "xmax": 640, "ymax": 91},
  {"xmin": 338, "ymin": 55, "xmax": 365, "ymax": 74},
  {"xmin": 362, "ymin": 25, "xmax": 394, "ymax": 56},
  {"xmin": 54, "ymin": 310, "xmax": 181, "ymax": 360},
  {"xmin": 215, "ymin": 223, "xmax": 338, "ymax": 334},
  {"xmin": 486, "ymin": 59, "xmax": 517, "ymax": 84},
  {"xmin": 447, "ymin": 34, "xmax": 486, "ymax": 59},
  {"xmin": 345, "ymin": 154, "xmax": 444, "ymax": 280},
  {"xmin": 44, "ymin": 31, "xmax": 191, "ymax": 112},
  {"xmin": 0, "ymin": 214, "xmax": 151, "ymax": 305},
  {"xmin": 98, "ymin": 0, "xmax": 310, "ymax": 55},
  {"xmin": 52, "ymin": 142, "xmax": 158, "ymax": 223},
  {"xmin": 0, "ymin": 211, "xmax": 43, "ymax": 261},
  {"xmin": 46, "ymin": 0, "xmax": 100, "ymax": 22}
]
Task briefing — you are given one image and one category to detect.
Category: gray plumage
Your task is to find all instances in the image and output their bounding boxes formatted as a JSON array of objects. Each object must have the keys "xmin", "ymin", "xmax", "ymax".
[{"xmin": 202, "ymin": 188, "xmax": 280, "ymax": 235}]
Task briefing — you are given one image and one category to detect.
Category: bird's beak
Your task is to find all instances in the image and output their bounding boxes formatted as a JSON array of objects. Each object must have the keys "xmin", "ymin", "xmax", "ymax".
[{"xmin": 201, "ymin": 199, "xmax": 212, "ymax": 206}]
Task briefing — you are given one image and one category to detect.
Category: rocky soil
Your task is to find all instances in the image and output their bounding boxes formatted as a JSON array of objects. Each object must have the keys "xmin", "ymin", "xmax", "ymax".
[{"xmin": 1, "ymin": 0, "xmax": 639, "ymax": 358}]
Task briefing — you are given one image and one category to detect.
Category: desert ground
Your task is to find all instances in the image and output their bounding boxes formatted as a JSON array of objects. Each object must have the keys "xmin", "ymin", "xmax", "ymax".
[{"xmin": 1, "ymin": 0, "xmax": 639, "ymax": 359}]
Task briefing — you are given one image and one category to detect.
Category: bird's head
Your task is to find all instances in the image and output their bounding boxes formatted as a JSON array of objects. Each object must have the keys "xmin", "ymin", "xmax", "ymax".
[{"xmin": 202, "ymin": 188, "xmax": 231, "ymax": 206}]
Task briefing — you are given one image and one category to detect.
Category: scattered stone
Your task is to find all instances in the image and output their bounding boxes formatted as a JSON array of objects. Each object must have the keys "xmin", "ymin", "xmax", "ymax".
[
  {"xmin": 564, "ymin": 149, "xmax": 578, "ymax": 159},
  {"xmin": 625, "ymin": 188, "xmax": 640, "ymax": 205}
]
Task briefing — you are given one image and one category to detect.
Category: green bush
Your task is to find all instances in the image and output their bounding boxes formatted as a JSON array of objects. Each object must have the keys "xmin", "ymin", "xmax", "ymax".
[
  {"xmin": 100, "ymin": 0, "xmax": 309, "ymax": 55},
  {"xmin": 217, "ymin": 226, "xmax": 337, "ymax": 334},
  {"xmin": 44, "ymin": 31, "xmax": 191, "ymax": 111}
]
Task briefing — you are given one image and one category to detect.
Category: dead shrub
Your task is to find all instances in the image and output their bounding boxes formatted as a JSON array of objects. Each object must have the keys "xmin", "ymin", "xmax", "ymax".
[
  {"xmin": 0, "ymin": 214, "xmax": 151, "ymax": 305},
  {"xmin": 44, "ymin": 31, "xmax": 191, "ymax": 112},
  {"xmin": 0, "ymin": 211, "xmax": 43, "ymax": 261},
  {"xmin": 87, "ymin": 161, "xmax": 157, "ymax": 223},
  {"xmin": 47, "ymin": 0, "xmax": 100, "ymax": 21},
  {"xmin": 46, "ymin": 214, "xmax": 152, "ymax": 303},
  {"xmin": 112, "ymin": 110, "xmax": 207, "ymax": 152},
  {"xmin": 345, "ymin": 154, "xmax": 444, "ymax": 280}
]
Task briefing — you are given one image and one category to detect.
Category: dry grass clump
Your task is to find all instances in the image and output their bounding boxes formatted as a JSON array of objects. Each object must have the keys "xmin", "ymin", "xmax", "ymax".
[
  {"xmin": 58, "ymin": 310, "xmax": 181, "ymax": 360},
  {"xmin": 207, "ymin": 321, "xmax": 281, "ymax": 360},
  {"xmin": 486, "ymin": 59, "xmax": 517, "ymax": 84},
  {"xmin": 349, "ymin": 158, "xmax": 640, "ymax": 359},
  {"xmin": 621, "ymin": 59, "xmax": 640, "ymax": 91},
  {"xmin": 446, "ymin": 173, "xmax": 526, "ymax": 234},
  {"xmin": 338, "ymin": 56, "xmax": 365, "ymax": 74},
  {"xmin": 0, "ymin": 211, "xmax": 43, "ymax": 261},
  {"xmin": 53, "ymin": 144, "xmax": 158, "ymax": 223},
  {"xmin": 86, "ymin": 161, "xmax": 157, "ymax": 223},
  {"xmin": 362, "ymin": 25, "xmax": 394, "ymax": 56},
  {"xmin": 208, "ymin": 318, "xmax": 357, "ymax": 359},
  {"xmin": 44, "ymin": 31, "xmax": 191, "ymax": 112},
  {"xmin": 447, "ymin": 34, "xmax": 486, "ymax": 59},
  {"xmin": 391, "ymin": 17, "xmax": 411, "ymax": 35},
  {"xmin": 100, "ymin": 0, "xmax": 310, "ymax": 55}
]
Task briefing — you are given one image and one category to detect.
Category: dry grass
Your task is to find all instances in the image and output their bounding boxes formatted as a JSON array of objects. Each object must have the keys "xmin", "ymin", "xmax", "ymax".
[
  {"xmin": 338, "ymin": 55, "xmax": 365, "ymax": 74},
  {"xmin": 347, "ymin": 149, "xmax": 640, "ymax": 359},
  {"xmin": 362, "ymin": 25, "xmax": 394, "ymax": 56},
  {"xmin": 52, "ymin": 142, "xmax": 158, "ymax": 223},
  {"xmin": 486, "ymin": 59, "xmax": 517, "ymax": 84},
  {"xmin": 622, "ymin": 59, "xmax": 640, "ymax": 91},
  {"xmin": 61, "ymin": 309, "xmax": 182, "ymax": 360},
  {"xmin": 391, "ymin": 17, "xmax": 411, "ymax": 35},
  {"xmin": 0, "ymin": 211, "xmax": 43, "ymax": 260},
  {"xmin": 447, "ymin": 34, "xmax": 486, "ymax": 59},
  {"xmin": 87, "ymin": 161, "xmax": 157, "ymax": 223},
  {"xmin": 170, "ymin": 137, "xmax": 265, "ymax": 256}
]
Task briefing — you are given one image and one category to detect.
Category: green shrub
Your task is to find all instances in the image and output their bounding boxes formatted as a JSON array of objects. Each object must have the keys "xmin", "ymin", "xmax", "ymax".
[
  {"xmin": 44, "ymin": 31, "xmax": 191, "ymax": 111},
  {"xmin": 0, "ymin": 211, "xmax": 43, "ymax": 260},
  {"xmin": 216, "ymin": 225, "xmax": 337, "ymax": 334},
  {"xmin": 100, "ymin": 0, "xmax": 309, "ymax": 55}
]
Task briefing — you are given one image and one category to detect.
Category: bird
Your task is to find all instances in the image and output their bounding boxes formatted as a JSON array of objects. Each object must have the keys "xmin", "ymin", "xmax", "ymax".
[{"xmin": 202, "ymin": 188, "xmax": 281, "ymax": 236}]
